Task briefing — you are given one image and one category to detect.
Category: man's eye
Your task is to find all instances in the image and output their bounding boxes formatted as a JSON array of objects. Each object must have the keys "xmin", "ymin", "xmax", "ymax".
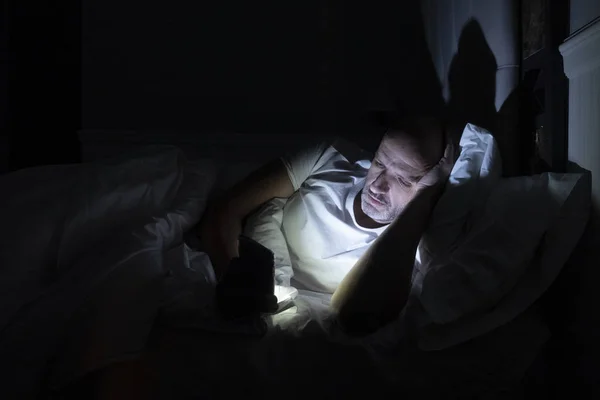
[
  {"xmin": 374, "ymin": 160, "xmax": 384, "ymax": 168},
  {"xmin": 396, "ymin": 175, "xmax": 409, "ymax": 186}
]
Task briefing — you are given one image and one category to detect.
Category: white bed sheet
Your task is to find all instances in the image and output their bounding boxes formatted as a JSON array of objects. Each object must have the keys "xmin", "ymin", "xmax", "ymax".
[
  {"xmin": 143, "ymin": 243, "xmax": 549, "ymax": 399},
  {"xmin": 0, "ymin": 146, "xmax": 216, "ymax": 397}
]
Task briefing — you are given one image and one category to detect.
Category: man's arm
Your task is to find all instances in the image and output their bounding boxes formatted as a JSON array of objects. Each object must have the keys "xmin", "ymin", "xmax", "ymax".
[
  {"xmin": 331, "ymin": 143, "xmax": 454, "ymax": 335},
  {"xmin": 199, "ymin": 141, "xmax": 330, "ymax": 279},
  {"xmin": 198, "ymin": 159, "xmax": 294, "ymax": 279},
  {"xmin": 330, "ymin": 189, "xmax": 439, "ymax": 334}
]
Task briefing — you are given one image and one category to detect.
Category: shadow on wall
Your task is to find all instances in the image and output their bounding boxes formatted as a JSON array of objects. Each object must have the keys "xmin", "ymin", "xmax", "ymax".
[
  {"xmin": 445, "ymin": 19, "xmax": 525, "ymax": 176},
  {"xmin": 446, "ymin": 19, "xmax": 498, "ymax": 135}
]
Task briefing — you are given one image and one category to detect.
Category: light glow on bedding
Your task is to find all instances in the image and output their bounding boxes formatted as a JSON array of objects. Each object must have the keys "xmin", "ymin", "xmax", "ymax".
[{"xmin": 275, "ymin": 285, "xmax": 298, "ymax": 304}]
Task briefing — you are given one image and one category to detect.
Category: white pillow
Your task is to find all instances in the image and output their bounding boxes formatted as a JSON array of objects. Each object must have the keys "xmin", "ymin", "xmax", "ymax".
[
  {"xmin": 416, "ymin": 172, "xmax": 591, "ymax": 350},
  {"xmin": 414, "ymin": 123, "xmax": 502, "ymax": 285}
]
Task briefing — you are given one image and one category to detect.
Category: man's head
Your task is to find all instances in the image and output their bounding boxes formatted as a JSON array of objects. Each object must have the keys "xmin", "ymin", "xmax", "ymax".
[{"xmin": 361, "ymin": 117, "xmax": 444, "ymax": 224}]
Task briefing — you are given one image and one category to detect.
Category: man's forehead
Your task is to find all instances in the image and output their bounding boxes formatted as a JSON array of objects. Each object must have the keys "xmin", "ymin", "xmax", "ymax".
[
  {"xmin": 377, "ymin": 146, "xmax": 426, "ymax": 176},
  {"xmin": 381, "ymin": 129, "xmax": 439, "ymax": 164}
]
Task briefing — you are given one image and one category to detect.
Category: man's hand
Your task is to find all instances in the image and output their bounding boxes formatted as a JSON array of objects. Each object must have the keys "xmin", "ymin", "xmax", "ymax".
[
  {"xmin": 415, "ymin": 140, "xmax": 455, "ymax": 194},
  {"xmin": 197, "ymin": 205, "xmax": 241, "ymax": 280},
  {"xmin": 196, "ymin": 158, "xmax": 296, "ymax": 279}
]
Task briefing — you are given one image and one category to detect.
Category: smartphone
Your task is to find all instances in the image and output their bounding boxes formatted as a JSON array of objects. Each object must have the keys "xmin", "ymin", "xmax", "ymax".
[
  {"xmin": 216, "ymin": 235, "xmax": 278, "ymax": 318},
  {"xmin": 237, "ymin": 235, "xmax": 275, "ymax": 295}
]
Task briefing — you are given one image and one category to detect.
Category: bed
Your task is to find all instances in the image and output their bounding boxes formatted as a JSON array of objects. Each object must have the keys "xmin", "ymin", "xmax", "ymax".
[
  {"xmin": 0, "ymin": 2, "xmax": 585, "ymax": 398},
  {"xmin": 0, "ymin": 120, "xmax": 589, "ymax": 399}
]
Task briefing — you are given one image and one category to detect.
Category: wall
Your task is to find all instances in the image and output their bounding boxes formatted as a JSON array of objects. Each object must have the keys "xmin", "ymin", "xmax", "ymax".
[
  {"xmin": 7, "ymin": 0, "xmax": 81, "ymax": 170},
  {"xmin": 0, "ymin": 1, "xmax": 8, "ymax": 174},
  {"xmin": 83, "ymin": 1, "xmax": 319, "ymax": 132},
  {"xmin": 82, "ymin": 1, "xmax": 442, "ymax": 137},
  {"xmin": 570, "ymin": 0, "xmax": 600, "ymax": 33}
]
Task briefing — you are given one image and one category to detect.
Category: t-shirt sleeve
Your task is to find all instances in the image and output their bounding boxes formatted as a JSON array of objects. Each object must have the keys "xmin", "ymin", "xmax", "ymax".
[{"xmin": 280, "ymin": 140, "xmax": 331, "ymax": 191}]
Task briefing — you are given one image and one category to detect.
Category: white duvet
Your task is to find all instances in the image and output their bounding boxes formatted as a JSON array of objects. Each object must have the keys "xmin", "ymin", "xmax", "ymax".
[
  {"xmin": 0, "ymin": 146, "xmax": 215, "ymax": 397},
  {"xmin": 0, "ymin": 141, "xmax": 586, "ymax": 399}
]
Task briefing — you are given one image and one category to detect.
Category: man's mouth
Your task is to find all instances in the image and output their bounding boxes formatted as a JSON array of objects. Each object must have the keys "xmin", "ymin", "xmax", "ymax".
[{"xmin": 367, "ymin": 192, "xmax": 387, "ymax": 207}]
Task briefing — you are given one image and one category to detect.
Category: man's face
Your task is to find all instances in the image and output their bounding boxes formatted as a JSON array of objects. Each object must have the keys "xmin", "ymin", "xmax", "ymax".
[{"xmin": 361, "ymin": 132, "xmax": 435, "ymax": 224}]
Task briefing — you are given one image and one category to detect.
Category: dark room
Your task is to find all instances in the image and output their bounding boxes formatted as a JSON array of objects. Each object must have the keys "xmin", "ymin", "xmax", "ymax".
[{"xmin": 1, "ymin": 0, "xmax": 599, "ymax": 398}]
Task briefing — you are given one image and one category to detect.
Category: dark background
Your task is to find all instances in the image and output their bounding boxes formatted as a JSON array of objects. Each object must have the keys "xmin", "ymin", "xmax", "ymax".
[
  {"xmin": 2, "ymin": 1, "xmax": 597, "ymax": 396},
  {"xmin": 3, "ymin": 1, "xmax": 443, "ymax": 172},
  {"xmin": 5, "ymin": 0, "xmax": 81, "ymax": 171}
]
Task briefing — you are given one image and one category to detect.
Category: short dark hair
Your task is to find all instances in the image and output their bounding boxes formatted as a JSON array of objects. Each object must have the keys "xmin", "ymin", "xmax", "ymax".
[
  {"xmin": 387, "ymin": 115, "xmax": 443, "ymax": 137},
  {"xmin": 385, "ymin": 115, "xmax": 445, "ymax": 162}
]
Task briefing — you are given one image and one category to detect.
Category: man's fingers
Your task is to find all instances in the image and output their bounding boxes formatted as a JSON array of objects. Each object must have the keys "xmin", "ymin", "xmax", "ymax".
[
  {"xmin": 440, "ymin": 141, "xmax": 456, "ymax": 175},
  {"xmin": 443, "ymin": 141, "xmax": 455, "ymax": 162}
]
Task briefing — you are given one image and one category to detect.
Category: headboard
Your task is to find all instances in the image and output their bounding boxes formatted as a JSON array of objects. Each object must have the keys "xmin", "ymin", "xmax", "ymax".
[{"xmin": 520, "ymin": 0, "xmax": 570, "ymax": 174}]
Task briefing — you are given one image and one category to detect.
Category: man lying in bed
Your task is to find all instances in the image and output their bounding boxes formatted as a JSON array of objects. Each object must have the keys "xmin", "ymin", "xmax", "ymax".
[{"xmin": 199, "ymin": 116, "xmax": 454, "ymax": 335}]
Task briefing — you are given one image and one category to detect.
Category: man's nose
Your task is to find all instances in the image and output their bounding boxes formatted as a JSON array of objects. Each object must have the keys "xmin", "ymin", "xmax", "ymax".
[{"xmin": 370, "ymin": 173, "xmax": 389, "ymax": 194}]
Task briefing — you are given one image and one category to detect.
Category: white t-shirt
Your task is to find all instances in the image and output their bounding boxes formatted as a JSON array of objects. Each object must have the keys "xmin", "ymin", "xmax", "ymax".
[{"xmin": 280, "ymin": 139, "xmax": 388, "ymax": 293}]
